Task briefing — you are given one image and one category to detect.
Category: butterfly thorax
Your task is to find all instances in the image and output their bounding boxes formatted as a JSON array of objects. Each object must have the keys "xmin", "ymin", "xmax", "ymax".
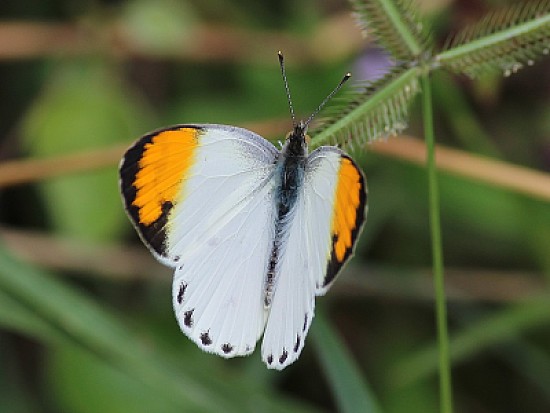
[
  {"xmin": 264, "ymin": 123, "xmax": 308, "ymax": 308},
  {"xmin": 279, "ymin": 123, "xmax": 308, "ymax": 216}
]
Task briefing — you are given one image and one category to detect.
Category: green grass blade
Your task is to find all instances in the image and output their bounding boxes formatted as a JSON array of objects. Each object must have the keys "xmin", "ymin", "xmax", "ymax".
[
  {"xmin": 311, "ymin": 310, "xmax": 383, "ymax": 413},
  {"xmin": 436, "ymin": 0, "xmax": 550, "ymax": 78},
  {"xmin": 350, "ymin": 0, "xmax": 430, "ymax": 59},
  {"xmin": 311, "ymin": 64, "xmax": 421, "ymax": 150},
  {"xmin": 0, "ymin": 288, "xmax": 64, "ymax": 344},
  {"xmin": 391, "ymin": 298, "xmax": 550, "ymax": 387}
]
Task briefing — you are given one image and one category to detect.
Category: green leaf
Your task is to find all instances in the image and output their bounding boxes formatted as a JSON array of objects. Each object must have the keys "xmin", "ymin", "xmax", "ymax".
[
  {"xmin": 350, "ymin": 0, "xmax": 431, "ymax": 60},
  {"xmin": 311, "ymin": 310, "xmax": 383, "ymax": 413},
  {"xmin": 311, "ymin": 64, "xmax": 421, "ymax": 150},
  {"xmin": 20, "ymin": 60, "xmax": 152, "ymax": 242},
  {"xmin": 436, "ymin": 0, "xmax": 550, "ymax": 78}
]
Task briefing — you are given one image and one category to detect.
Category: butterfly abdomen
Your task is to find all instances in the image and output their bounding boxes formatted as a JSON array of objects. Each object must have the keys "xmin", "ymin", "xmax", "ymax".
[{"xmin": 264, "ymin": 149, "xmax": 306, "ymax": 307}]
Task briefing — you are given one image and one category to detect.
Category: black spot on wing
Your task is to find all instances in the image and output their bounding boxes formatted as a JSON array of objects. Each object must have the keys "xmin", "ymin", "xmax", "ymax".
[
  {"xmin": 177, "ymin": 282, "xmax": 187, "ymax": 304},
  {"xmin": 279, "ymin": 349, "xmax": 288, "ymax": 364},
  {"xmin": 221, "ymin": 343, "xmax": 233, "ymax": 354},
  {"xmin": 183, "ymin": 309, "xmax": 194, "ymax": 327},
  {"xmin": 267, "ymin": 354, "xmax": 273, "ymax": 365},
  {"xmin": 294, "ymin": 335, "xmax": 301, "ymax": 353},
  {"xmin": 200, "ymin": 331, "xmax": 212, "ymax": 346},
  {"xmin": 303, "ymin": 314, "xmax": 308, "ymax": 333}
]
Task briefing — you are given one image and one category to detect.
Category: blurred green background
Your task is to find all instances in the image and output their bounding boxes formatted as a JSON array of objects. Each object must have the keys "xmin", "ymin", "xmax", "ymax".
[{"xmin": 1, "ymin": 0, "xmax": 550, "ymax": 412}]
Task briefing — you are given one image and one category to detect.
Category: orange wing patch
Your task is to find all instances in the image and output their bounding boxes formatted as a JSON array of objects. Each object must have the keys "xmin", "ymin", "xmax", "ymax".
[
  {"xmin": 132, "ymin": 128, "xmax": 199, "ymax": 226},
  {"xmin": 324, "ymin": 155, "xmax": 367, "ymax": 287},
  {"xmin": 120, "ymin": 126, "xmax": 201, "ymax": 258},
  {"xmin": 331, "ymin": 157, "xmax": 363, "ymax": 261}
]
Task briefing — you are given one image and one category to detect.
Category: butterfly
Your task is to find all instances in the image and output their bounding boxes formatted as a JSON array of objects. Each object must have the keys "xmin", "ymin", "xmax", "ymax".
[{"xmin": 119, "ymin": 52, "xmax": 367, "ymax": 370}]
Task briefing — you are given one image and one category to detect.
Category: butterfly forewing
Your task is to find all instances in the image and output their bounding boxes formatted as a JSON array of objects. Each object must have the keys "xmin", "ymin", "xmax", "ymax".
[
  {"xmin": 307, "ymin": 148, "xmax": 367, "ymax": 293},
  {"xmin": 120, "ymin": 124, "xmax": 279, "ymax": 357},
  {"xmin": 119, "ymin": 126, "xmax": 200, "ymax": 266}
]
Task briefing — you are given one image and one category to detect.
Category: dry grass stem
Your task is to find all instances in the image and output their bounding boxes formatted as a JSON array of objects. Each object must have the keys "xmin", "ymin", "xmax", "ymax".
[{"xmin": 2, "ymin": 132, "xmax": 550, "ymax": 204}]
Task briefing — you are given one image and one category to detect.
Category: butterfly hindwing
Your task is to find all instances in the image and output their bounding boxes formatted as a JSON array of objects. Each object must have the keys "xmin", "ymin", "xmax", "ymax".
[
  {"xmin": 261, "ymin": 146, "xmax": 367, "ymax": 369},
  {"xmin": 120, "ymin": 124, "xmax": 279, "ymax": 357},
  {"xmin": 261, "ymin": 190, "xmax": 315, "ymax": 369},
  {"xmin": 306, "ymin": 147, "xmax": 367, "ymax": 293}
]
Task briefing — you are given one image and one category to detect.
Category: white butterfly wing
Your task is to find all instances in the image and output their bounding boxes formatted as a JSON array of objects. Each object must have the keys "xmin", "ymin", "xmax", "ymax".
[
  {"xmin": 261, "ymin": 146, "xmax": 367, "ymax": 370},
  {"xmin": 120, "ymin": 124, "xmax": 278, "ymax": 357},
  {"xmin": 305, "ymin": 147, "xmax": 367, "ymax": 294},
  {"xmin": 173, "ymin": 180, "xmax": 275, "ymax": 356},
  {"xmin": 261, "ymin": 193, "xmax": 316, "ymax": 369}
]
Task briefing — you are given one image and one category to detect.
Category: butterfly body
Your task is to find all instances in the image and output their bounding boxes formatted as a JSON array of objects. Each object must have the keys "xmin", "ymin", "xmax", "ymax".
[{"xmin": 266, "ymin": 123, "xmax": 308, "ymax": 307}]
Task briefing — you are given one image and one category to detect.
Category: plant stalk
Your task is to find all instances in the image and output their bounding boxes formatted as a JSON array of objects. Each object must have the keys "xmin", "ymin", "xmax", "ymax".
[
  {"xmin": 436, "ymin": 13, "xmax": 550, "ymax": 65},
  {"xmin": 421, "ymin": 73, "xmax": 453, "ymax": 413}
]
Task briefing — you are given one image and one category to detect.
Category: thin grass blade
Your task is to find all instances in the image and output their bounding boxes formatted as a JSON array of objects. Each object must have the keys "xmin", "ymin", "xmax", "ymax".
[
  {"xmin": 436, "ymin": 0, "xmax": 550, "ymax": 78},
  {"xmin": 311, "ymin": 64, "xmax": 421, "ymax": 151},
  {"xmin": 391, "ymin": 298, "xmax": 550, "ymax": 387},
  {"xmin": 350, "ymin": 0, "xmax": 431, "ymax": 60},
  {"xmin": 311, "ymin": 310, "xmax": 383, "ymax": 413}
]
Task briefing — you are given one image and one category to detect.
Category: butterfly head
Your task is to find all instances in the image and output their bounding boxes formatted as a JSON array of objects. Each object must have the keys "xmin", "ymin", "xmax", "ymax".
[
  {"xmin": 284, "ymin": 121, "xmax": 310, "ymax": 157},
  {"xmin": 278, "ymin": 51, "xmax": 350, "ymax": 154}
]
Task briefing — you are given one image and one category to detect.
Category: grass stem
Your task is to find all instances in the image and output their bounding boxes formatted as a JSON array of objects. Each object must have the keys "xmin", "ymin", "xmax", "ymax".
[{"xmin": 421, "ymin": 73, "xmax": 453, "ymax": 413}]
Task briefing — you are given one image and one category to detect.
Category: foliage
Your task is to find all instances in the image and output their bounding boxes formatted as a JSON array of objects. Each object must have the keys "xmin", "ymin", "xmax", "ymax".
[
  {"xmin": 312, "ymin": 0, "xmax": 550, "ymax": 149},
  {"xmin": 0, "ymin": 0, "xmax": 549, "ymax": 413}
]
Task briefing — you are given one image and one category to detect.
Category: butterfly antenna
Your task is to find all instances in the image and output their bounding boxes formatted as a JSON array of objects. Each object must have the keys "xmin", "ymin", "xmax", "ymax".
[
  {"xmin": 278, "ymin": 51, "xmax": 296, "ymax": 127},
  {"xmin": 304, "ymin": 72, "xmax": 351, "ymax": 128}
]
